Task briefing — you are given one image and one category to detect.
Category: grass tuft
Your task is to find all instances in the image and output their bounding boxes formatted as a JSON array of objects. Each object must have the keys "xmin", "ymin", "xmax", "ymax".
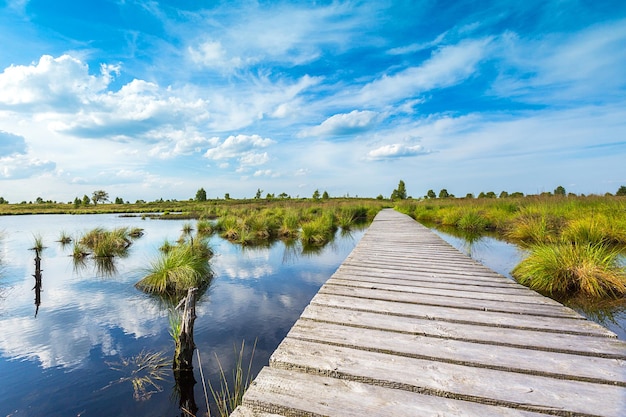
[{"xmin": 512, "ymin": 242, "xmax": 626, "ymax": 298}]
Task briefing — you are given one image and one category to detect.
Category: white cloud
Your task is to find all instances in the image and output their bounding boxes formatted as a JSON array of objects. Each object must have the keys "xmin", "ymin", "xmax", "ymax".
[
  {"xmin": 492, "ymin": 20, "xmax": 626, "ymax": 103},
  {"xmin": 0, "ymin": 55, "xmax": 111, "ymax": 110},
  {"xmin": 367, "ymin": 143, "xmax": 428, "ymax": 161},
  {"xmin": 0, "ymin": 154, "xmax": 56, "ymax": 179},
  {"xmin": 253, "ymin": 169, "xmax": 279, "ymax": 178},
  {"xmin": 358, "ymin": 38, "xmax": 492, "ymax": 104},
  {"xmin": 299, "ymin": 110, "xmax": 380, "ymax": 137},
  {"xmin": 204, "ymin": 134, "xmax": 274, "ymax": 160}
]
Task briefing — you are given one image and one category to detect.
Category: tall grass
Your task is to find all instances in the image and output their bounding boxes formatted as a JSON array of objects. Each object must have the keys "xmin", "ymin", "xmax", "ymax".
[
  {"xmin": 136, "ymin": 240, "xmax": 213, "ymax": 296},
  {"xmin": 80, "ymin": 227, "xmax": 132, "ymax": 257},
  {"xmin": 207, "ymin": 339, "xmax": 257, "ymax": 417},
  {"xmin": 512, "ymin": 242, "xmax": 626, "ymax": 298}
]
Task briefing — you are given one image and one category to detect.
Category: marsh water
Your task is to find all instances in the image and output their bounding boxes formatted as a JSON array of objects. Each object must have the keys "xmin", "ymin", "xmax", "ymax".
[{"xmin": 0, "ymin": 214, "xmax": 624, "ymax": 416}]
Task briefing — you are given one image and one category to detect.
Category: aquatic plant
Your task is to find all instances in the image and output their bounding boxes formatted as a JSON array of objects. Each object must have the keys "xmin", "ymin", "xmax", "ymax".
[
  {"xmin": 30, "ymin": 234, "xmax": 45, "ymax": 253},
  {"xmin": 208, "ymin": 339, "xmax": 257, "ymax": 417},
  {"xmin": 136, "ymin": 240, "xmax": 213, "ymax": 296},
  {"xmin": 197, "ymin": 220, "xmax": 214, "ymax": 236},
  {"xmin": 512, "ymin": 242, "xmax": 626, "ymax": 298},
  {"xmin": 58, "ymin": 231, "xmax": 72, "ymax": 245},
  {"xmin": 457, "ymin": 211, "xmax": 488, "ymax": 232},
  {"xmin": 105, "ymin": 350, "xmax": 169, "ymax": 401},
  {"xmin": 300, "ymin": 212, "xmax": 336, "ymax": 245},
  {"xmin": 80, "ymin": 227, "xmax": 132, "ymax": 257}
]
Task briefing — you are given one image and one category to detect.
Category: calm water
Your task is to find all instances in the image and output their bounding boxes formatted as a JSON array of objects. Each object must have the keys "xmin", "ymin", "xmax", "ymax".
[{"xmin": 0, "ymin": 214, "xmax": 366, "ymax": 416}]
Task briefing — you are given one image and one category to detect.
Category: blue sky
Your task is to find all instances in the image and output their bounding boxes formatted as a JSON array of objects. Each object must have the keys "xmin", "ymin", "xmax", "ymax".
[{"xmin": 1, "ymin": 0, "xmax": 625, "ymax": 202}]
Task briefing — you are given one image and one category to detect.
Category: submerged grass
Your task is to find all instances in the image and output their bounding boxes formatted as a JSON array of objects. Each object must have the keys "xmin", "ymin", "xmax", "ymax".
[{"xmin": 105, "ymin": 350, "xmax": 169, "ymax": 401}]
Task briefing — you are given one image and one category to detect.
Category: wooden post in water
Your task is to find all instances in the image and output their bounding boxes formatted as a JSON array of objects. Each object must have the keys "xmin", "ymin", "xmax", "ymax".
[{"xmin": 173, "ymin": 287, "xmax": 198, "ymax": 372}]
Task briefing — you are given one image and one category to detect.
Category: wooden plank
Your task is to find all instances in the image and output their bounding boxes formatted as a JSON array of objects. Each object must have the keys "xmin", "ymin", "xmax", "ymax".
[
  {"xmin": 328, "ymin": 274, "xmax": 560, "ymax": 301},
  {"xmin": 286, "ymin": 320, "xmax": 626, "ymax": 385},
  {"xmin": 319, "ymin": 282, "xmax": 583, "ymax": 318},
  {"xmin": 300, "ymin": 304, "xmax": 626, "ymax": 359},
  {"xmin": 324, "ymin": 278, "xmax": 583, "ymax": 312},
  {"xmin": 242, "ymin": 367, "xmax": 549, "ymax": 417},
  {"xmin": 336, "ymin": 264, "xmax": 524, "ymax": 287},
  {"xmin": 270, "ymin": 337, "xmax": 626, "ymax": 417},
  {"xmin": 310, "ymin": 292, "xmax": 617, "ymax": 337}
]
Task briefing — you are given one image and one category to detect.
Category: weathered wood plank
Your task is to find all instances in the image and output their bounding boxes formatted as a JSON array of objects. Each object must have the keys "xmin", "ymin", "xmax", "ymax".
[
  {"xmin": 320, "ymin": 281, "xmax": 582, "ymax": 317},
  {"xmin": 286, "ymin": 320, "xmax": 626, "ymax": 385},
  {"xmin": 336, "ymin": 264, "xmax": 525, "ymax": 287},
  {"xmin": 310, "ymin": 292, "xmax": 617, "ymax": 337},
  {"xmin": 328, "ymin": 275, "xmax": 562, "ymax": 303},
  {"xmin": 243, "ymin": 367, "xmax": 550, "ymax": 417},
  {"xmin": 300, "ymin": 304, "xmax": 626, "ymax": 359},
  {"xmin": 270, "ymin": 337, "xmax": 626, "ymax": 417}
]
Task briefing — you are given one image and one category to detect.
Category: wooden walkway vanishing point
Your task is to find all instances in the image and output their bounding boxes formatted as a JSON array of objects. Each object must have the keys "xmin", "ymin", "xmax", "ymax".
[{"xmin": 232, "ymin": 209, "xmax": 626, "ymax": 417}]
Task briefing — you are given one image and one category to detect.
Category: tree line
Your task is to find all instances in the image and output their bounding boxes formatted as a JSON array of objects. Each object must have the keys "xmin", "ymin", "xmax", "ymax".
[{"xmin": 2, "ymin": 184, "xmax": 626, "ymax": 206}]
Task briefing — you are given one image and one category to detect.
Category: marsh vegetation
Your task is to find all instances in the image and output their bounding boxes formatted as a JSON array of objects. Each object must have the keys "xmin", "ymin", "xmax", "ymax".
[{"xmin": 396, "ymin": 195, "xmax": 626, "ymax": 299}]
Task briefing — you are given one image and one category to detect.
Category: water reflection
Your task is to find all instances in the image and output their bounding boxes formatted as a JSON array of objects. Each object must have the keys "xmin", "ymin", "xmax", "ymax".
[
  {"xmin": 33, "ymin": 254, "xmax": 42, "ymax": 317},
  {"xmin": 0, "ymin": 214, "xmax": 366, "ymax": 416}
]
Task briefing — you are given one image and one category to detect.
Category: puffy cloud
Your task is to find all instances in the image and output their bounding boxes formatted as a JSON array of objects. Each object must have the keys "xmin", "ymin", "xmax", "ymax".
[
  {"xmin": 204, "ymin": 134, "xmax": 274, "ymax": 160},
  {"xmin": 367, "ymin": 142, "xmax": 428, "ymax": 161},
  {"xmin": 0, "ymin": 55, "xmax": 115, "ymax": 111},
  {"xmin": 299, "ymin": 110, "xmax": 379, "ymax": 137},
  {"xmin": 0, "ymin": 130, "xmax": 27, "ymax": 156}
]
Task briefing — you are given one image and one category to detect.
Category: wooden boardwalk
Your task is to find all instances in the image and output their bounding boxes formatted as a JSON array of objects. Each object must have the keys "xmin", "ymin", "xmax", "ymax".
[{"xmin": 232, "ymin": 209, "xmax": 626, "ymax": 417}]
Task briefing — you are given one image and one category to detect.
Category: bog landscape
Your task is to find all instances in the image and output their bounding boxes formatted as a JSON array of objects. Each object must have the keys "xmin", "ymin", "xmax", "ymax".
[{"xmin": 0, "ymin": 183, "xmax": 625, "ymax": 416}]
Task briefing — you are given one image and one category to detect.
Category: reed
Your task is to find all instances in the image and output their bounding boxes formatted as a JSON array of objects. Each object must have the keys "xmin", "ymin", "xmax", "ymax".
[
  {"xmin": 207, "ymin": 339, "xmax": 257, "ymax": 417},
  {"xmin": 512, "ymin": 242, "xmax": 626, "ymax": 298}
]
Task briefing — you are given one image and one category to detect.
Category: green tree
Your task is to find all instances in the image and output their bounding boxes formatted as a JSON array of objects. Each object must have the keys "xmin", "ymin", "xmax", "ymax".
[
  {"xmin": 0, "ymin": 196, "xmax": 7, "ymax": 204},
  {"xmin": 554, "ymin": 185, "xmax": 566, "ymax": 196},
  {"xmin": 465, "ymin": 193, "xmax": 474, "ymax": 199},
  {"xmin": 485, "ymin": 191, "xmax": 497, "ymax": 198},
  {"xmin": 322, "ymin": 191, "xmax": 329, "ymax": 199},
  {"xmin": 114, "ymin": 197, "xmax": 124, "ymax": 204},
  {"xmin": 426, "ymin": 189, "xmax": 436, "ymax": 199},
  {"xmin": 312, "ymin": 189, "xmax": 321, "ymax": 200},
  {"xmin": 36, "ymin": 196, "xmax": 44, "ymax": 204},
  {"xmin": 82, "ymin": 195, "xmax": 91, "ymax": 206},
  {"xmin": 73, "ymin": 197, "xmax": 81, "ymax": 207},
  {"xmin": 92, "ymin": 190, "xmax": 109, "ymax": 205},
  {"xmin": 278, "ymin": 192, "xmax": 289, "ymax": 199},
  {"xmin": 438, "ymin": 189, "xmax": 449, "ymax": 199},
  {"xmin": 391, "ymin": 180, "xmax": 407, "ymax": 200},
  {"xmin": 195, "ymin": 187, "xmax": 207, "ymax": 202},
  {"xmin": 499, "ymin": 191, "xmax": 509, "ymax": 198},
  {"xmin": 224, "ymin": 193, "xmax": 231, "ymax": 200},
  {"xmin": 254, "ymin": 189, "xmax": 263, "ymax": 199},
  {"xmin": 616, "ymin": 185, "xmax": 626, "ymax": 196}
]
